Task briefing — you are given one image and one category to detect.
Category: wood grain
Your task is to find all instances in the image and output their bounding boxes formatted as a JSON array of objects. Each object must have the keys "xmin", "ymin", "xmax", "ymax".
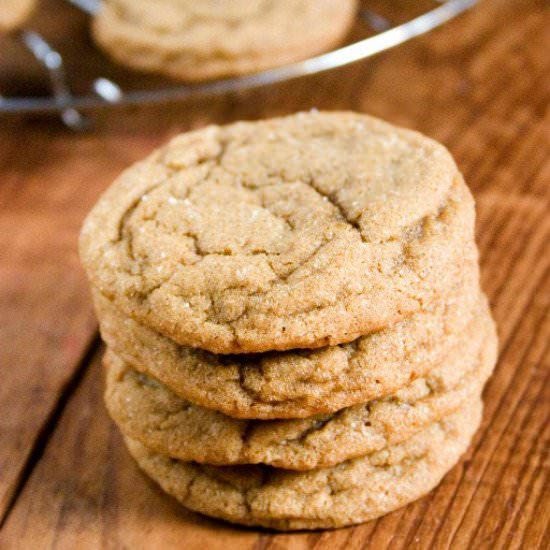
[{"xmin": 0, "ymin": 0, "xmax": 548, "ymax": 547}]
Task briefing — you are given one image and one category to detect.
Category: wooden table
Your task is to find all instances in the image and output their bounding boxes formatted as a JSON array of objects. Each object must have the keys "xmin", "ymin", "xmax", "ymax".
[{"xmin": 1, "ymin": 0, "xmax": 548, "ymax": 548}]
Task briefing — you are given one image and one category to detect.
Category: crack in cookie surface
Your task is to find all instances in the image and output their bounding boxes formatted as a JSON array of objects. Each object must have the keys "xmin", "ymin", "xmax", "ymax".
[
  {"xmin": 80, "ymin": 112, "xmax": 474, "ymax": 353},
  {"xmin": 124, "ymin": 400, "xmax": 482, "ymax": 530},
  {"xmin": 104, "ymin": 314, "xmax": 496, "ymax": 469},
  {"xmin": 93, "ymin": 256, "xmax": 484, "ymax": 419}
]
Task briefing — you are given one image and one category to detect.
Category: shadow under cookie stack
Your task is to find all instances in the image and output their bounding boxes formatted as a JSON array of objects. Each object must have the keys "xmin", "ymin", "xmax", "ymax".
[{"xmin": 80, "ymin": 112, "xmax": 497, "ymax": 530}]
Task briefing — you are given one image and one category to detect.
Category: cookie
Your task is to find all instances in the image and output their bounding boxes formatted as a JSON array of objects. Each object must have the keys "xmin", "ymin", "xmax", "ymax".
[
  {"xmin": 124, "ymin": 399, "xmax": 482, "ymax": 530},
  {"xmin": 0, "ymin": 0, "xmax": 36, "ymax": 32},
  {"xmin": 93, "ymin": 261, "xmax": 484, "ymax": 419},
  {"xmin": 105, "ymin": 313, "xmax": 496, "ymax": 469},
  {"xmin": 92, "ymin": 0, "xmax": 358, "ymax": 81},
  {"xmin": 80, "ymin": 111, "xmax": 475, "ymax": 354}
]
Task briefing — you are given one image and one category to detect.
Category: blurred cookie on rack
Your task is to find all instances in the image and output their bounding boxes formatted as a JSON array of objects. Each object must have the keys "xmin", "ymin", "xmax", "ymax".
[
  {"xmin": 92, "ymin": 0, "xmax": 358, "ymax": 81},
  {"xmin": 0, "ymin": 0, "xmax": 37, "ymax": 32}
]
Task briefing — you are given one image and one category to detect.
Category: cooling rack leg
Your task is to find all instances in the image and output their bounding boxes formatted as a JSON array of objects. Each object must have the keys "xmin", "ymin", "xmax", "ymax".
[{"xmin": 19, "ymin": 30, "xmax": 89, "ymax": 130}]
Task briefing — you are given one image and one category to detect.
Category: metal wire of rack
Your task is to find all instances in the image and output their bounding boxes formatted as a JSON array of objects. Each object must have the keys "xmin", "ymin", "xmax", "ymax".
[{"xmin": 0, "ymin": 0, "xmax": 478, "ymax": 128}]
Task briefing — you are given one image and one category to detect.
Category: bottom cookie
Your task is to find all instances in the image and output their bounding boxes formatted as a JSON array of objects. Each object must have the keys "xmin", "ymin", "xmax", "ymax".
[{"xmin": 124, "ymin": 400, "xmax": 482, "ymax": 530}]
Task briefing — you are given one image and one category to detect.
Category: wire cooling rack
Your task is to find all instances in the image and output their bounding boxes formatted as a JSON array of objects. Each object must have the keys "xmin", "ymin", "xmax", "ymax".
[{"xmin": 0, "ymin": 0, "xmax": 478, "ymax": 128}]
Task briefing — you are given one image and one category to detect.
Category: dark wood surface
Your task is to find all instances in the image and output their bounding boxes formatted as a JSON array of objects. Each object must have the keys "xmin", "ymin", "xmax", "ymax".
[{"xmin": 0, "ymin": 0, "xmax": 548, "ymax": 548}]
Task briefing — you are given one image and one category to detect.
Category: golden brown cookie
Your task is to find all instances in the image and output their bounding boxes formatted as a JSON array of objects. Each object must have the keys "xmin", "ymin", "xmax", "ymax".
[
  {"xmin": 104, "ymin": 314, "xmax": 496, "ymax": 469},
  {"xmin": 80, "ymin": 112, "xmax": 476, "ymax": 354},
  {"xmin": 93, "ymin": 263, "xmax": 484, "ymax": 420},
  {"xmin": 0, "ymin": 0, "xmax": 36, "ymax": 32},
  {"xmin": 92, "ymin": 0, "xmax": 358, "ymax": 81},
  {"xmin": 124, "ymin": 400, "xmax": 482, "ymax": 530}
]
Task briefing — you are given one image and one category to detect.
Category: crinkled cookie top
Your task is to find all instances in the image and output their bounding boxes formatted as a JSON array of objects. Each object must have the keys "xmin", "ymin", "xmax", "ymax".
[{"xmin": 80, "ymin": 111, "xmax": 472, "ymax": 353}]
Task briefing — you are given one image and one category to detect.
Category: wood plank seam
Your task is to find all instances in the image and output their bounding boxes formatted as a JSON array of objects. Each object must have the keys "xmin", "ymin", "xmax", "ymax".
[{"xmin": 0, "ymin": 333, "xmax": 101, "ymax": 528}]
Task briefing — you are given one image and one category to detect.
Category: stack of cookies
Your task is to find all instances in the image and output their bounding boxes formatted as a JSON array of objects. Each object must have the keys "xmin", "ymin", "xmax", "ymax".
[{"xmin": 80, "ymin": 111, "xmax": 497, "ymax": 530}]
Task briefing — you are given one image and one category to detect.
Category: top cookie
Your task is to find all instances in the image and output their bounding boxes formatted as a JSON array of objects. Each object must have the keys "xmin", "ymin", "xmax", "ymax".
[
  {"xmin": 80, "ymin": 111, "xmax": 474, "ymax": 354},
  {"xmin": 92, "ymin": 0, "xmax": 358, "ymax": 81}
]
